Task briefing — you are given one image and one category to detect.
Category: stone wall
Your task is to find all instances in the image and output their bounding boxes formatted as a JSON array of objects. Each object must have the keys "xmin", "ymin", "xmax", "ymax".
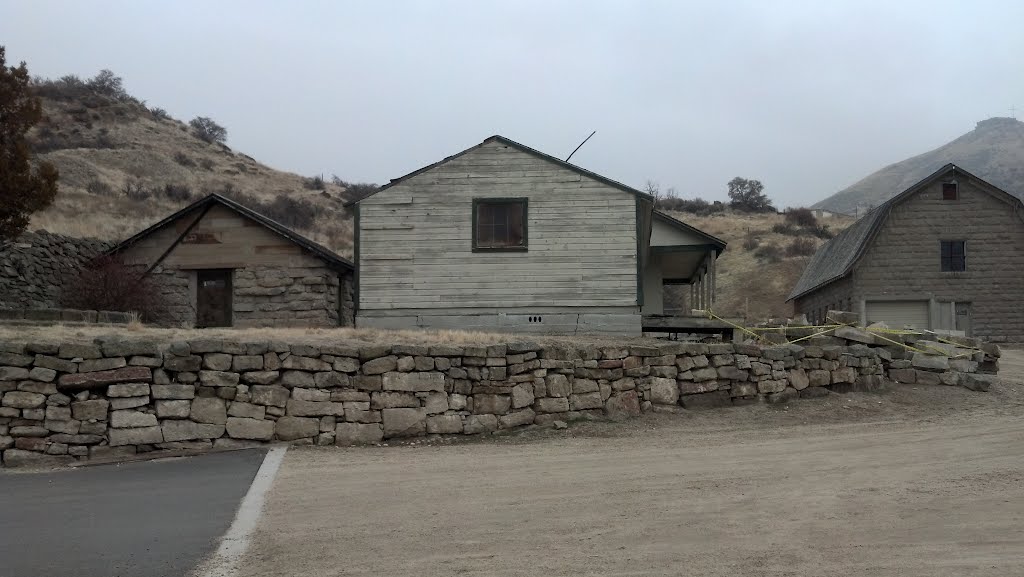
[
  {"xmin": 0, "ymin": 331, "xmax": 999, "ymax": 467},
  {"xmin": 148, "ymin": 265, "xmax": 352, "ymax": 328},
  {"xmin": 0, "ymin": 231, "xmax": 111, "ymax": 309}
]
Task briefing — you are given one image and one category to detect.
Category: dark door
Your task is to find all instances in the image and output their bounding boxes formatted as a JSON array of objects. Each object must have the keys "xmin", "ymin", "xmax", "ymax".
[{"xmin": 197, "ymin": 269, "xmax": 233, "ymax": 328}]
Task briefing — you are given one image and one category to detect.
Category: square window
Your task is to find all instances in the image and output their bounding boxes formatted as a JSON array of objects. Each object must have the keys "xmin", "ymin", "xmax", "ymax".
[
  {"xmin": 940, "ymin": 240, "xmax": 966, "ymax": 272},
  {"xmin": 473, "ymin": 199, "xmax": 527, "ymax": 251},
  {"xmin": 942, "ymin": 182, "xmax": 959, "ymax": 200}
]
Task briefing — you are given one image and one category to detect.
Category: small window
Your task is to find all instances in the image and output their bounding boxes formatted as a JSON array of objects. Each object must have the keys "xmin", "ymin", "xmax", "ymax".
[
  {"xmin": 942, "ymin": 181, "xmax": 959, "ymax": 200},
  {"xmin": 473, "ymin": 198, "xmax": 527, "ymax": 251},
  {"xmin": 940, "ymin": 240, "xmax": 966, "ymax": 272}
]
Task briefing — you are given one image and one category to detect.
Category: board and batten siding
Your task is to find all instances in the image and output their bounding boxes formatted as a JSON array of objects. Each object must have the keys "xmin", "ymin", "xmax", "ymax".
[{"xmin": 358, "ymin": 140, "xmax": 640, "ymax": 323}]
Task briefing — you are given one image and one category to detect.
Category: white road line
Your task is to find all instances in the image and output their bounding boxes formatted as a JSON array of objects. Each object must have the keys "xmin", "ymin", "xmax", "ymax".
[{"xmin": 195, "ymin": 446, "xmax": 288, "ymax": 577}]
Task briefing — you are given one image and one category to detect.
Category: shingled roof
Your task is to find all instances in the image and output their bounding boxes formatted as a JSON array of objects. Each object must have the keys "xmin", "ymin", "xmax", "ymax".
[
  {"xmin": 107, "ymin": 194, "xmax": 353, "ymax": 271},
  {"xmin": 788, "ymin": 163, "xmax": 1022, "ymax": 301}
]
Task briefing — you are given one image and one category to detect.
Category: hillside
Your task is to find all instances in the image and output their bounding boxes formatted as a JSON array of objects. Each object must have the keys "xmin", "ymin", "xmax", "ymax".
[
  {"xmin": 664, "ymin": 210, "xmax": 855, "ymax": 320},
  {"xmin": 25, "ymin": 75, "xmax": 366, "ymax": 256},
  {"xmin": 814, "ymin": 117, "xmax": 1024, "ymax": 213}
]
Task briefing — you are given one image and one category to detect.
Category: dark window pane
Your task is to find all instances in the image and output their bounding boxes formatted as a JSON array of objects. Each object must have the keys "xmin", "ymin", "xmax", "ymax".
[
  {"xmin": 940, "ymin": 240, "xmax": 966, "ymax": 271},
  {"xmin": 475, "ymin": 200, "xmax": 525, "ymax": 248},
  {"xmin": 942, "ymin": 182, "xmax": 958, "ymax": 200}
]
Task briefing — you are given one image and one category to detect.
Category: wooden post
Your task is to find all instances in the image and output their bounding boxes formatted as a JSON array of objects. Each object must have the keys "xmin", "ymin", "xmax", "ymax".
[
  {"xmin": 709, "ymin": 250, "xmax": 717, "ymax": 306},
  {"xmin": 689, "ymin": 282, "xmax": 696, "ymax": 315}
]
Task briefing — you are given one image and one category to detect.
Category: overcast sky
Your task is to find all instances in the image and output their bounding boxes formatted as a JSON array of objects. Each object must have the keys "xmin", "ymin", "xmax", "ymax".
[{"xmin": 3, "ymin": 0, "xmax": 1022, "ymax": 206}]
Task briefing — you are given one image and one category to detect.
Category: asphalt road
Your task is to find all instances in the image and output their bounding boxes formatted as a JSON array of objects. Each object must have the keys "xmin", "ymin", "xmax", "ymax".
[{"xmin": 0, "ymin": 448, "xmax": 267, "ymax": 577}]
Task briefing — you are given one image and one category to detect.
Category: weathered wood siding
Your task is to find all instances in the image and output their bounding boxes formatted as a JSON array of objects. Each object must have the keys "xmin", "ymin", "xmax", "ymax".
[{"xmin": 358, "ymin": 140, "xmax": 639, "ymax": 312}]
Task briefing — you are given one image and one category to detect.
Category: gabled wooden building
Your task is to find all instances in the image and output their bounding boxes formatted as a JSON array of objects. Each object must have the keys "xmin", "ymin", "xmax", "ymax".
[
  {"xmin": 108, "ymin": 194, "xmax": 354, "ymax": 328},
  {"xmin": 349, "ymin": 135, "xmax": 725, "ymax": 335}
]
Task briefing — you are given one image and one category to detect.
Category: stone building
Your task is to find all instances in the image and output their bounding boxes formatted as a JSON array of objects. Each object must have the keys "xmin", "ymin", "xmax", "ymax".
[
  {"xmin": 109, "ymin": 194, "xmax": 354, "ymax": 328},
  {"xmin": 789, "ymin": 164, "xmax": 1024, "ymax": 341}
]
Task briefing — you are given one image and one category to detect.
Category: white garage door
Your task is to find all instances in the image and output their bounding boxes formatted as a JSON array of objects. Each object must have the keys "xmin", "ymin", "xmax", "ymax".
[{"xmin": 865, "ymin": 300, "xmax": 930, "ymax": 329}]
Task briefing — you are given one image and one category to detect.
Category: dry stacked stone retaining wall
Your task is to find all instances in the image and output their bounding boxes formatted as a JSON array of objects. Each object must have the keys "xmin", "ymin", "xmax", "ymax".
[
  {"xmin": 0, "ymin": 330, "xmax": 1000, "ymax": 467},
  {"xmin": 0, "ymin": 231, "xmax": 111, "ymax": 310}
]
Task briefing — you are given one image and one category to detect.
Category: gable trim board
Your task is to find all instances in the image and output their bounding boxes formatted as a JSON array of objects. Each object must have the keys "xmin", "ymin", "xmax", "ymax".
[
  {"xmin": 346, "ymin": 135, "xmax": 656, "ymax": 207},
  {"xmin": 107, "ymin": 193, "xmax": 354, "ymax": 272},
  {"xmin": 788, "ymin": 163, "xmax": 1024, "ymax": 302}
]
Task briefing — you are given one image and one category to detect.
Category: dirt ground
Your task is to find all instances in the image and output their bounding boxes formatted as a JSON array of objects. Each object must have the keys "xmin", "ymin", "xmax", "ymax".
[{"xmin": 232, "ymin": 352, "xmax": 1024, "ymax": 577}]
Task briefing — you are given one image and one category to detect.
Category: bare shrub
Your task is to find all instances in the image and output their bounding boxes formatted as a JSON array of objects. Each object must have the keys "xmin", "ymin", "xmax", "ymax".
[
  {"xmin": 150, "ymin": 107, "xmax": 170, "ymax": 120},
  {"xmin": 786, "ymin": 237, "xmax": 817, "ymax": 257},
  {"xmin": 331, "ymin": 175, "xmax": 379, "ymax": 201},
  {"xmin": 784, "ymin": 208, "xmax": 818, "ymax": 228},
  {"xmin": 199, "ymin": 158, "xmax": 215, "ymax": 171},
  {"xmin": 657, "ymin": 196, "xmax": 726, "ymax": 216},
  {"xmin": 809, "ymin": 224, "xmax": 834, "ymax": 239},
  {"xmin": 121, "ymin": 180, "xmax": 151, "ymax": 201},
  {"xmin": 162, "ymin": 183, "xmax": 193, "ymax": 203},
  {"xmin": 189, "ymin": 116, "xmax": 227, "ymax": 144},
  {"xmin": 771, "ymin": 223, "xmax": 797, "ymax": 236},
  {"xmin": 754, "ymin": 243, "xmax": 783, "ymax": 263},
  {"xmin": 61, "ymin": 255, "xmax": 169, "ymax": 323},
  {"xmin": 304, "ymin": 176, "xmax": 325, "ymax": 190},
  {"xmin": 742, "ymin": 236, "xmax": 760, "ymax": 251},
  {"xmin": 173, "ymin": 151, "xmax": 195, "ymax": 167},
  {"xmin": 86, "ymin": 179, "xmax": 113, "ymax": 196}
]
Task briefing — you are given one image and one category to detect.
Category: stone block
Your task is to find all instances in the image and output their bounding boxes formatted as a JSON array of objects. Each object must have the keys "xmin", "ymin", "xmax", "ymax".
[
  {"xmin": 915, "ymin": 370, "xmax": 941, "ymax": 386},
  {"xmin": 787, "ymin": 369, "xmax": 809, "ymax": 390},
  {"xmin": 648, "ymin": 377, "xmax": 679, "ymax": 405},
  {"xmin": 463, "ymin": 414, "xmax": 499, "ymax": 434},
  {"xmin": 249, "ymin": 385, "xmax": 289, "ymax": 408},
  {"xmin": 381, "ymin": 371, "xmax": 445, "ymax": 392},
  {"xmin": 45, "ymin": 405, "xmax": 72, "ymax": 421},
  {"xmin": 423, "ymin": 393, "xmax": 448, "ymax": 415},
  {"xmin": 282, "ymin": 356, "xmax": 332, "ymax": 372},
  {"xmin": 473, "ymin": 394, "xmax": 511, "ymax": 415},
  {"xmin": 351, "ymin": 375, "xmax": 382, "ymax": 391},
  {"xmin": 190, "ymin": 397, "xmax": 227, "ymax": 424},
  {"xmin": 758, "ymin": 380, "xmax": 787, "ymax": 394},
  {"xmin": 499, "ymin": 408, "xmax": 536, "ymax": 429},
  {"xmin": 799, "ymin": 386, "xmax": 831, "ymax": 398},
  {"xmin": 107, "ymin": 383, "xmax": 150, "ymax": 397},
  {"xmin": 10, "ymin": 425, "xmax": 49, "ymax": 437},
  {"xmin": 101, "ymin": 340, "xmax": 160, "ymax": 358},
  {"xmin": 199, "ymin": 370, "xmax": 240, "ymax": 388},
  {"xmin": 511, "ymin": 383, "xmax": 534, "ymax": 409},
  {"xmin": 281, "ymin": 371, "xmax": 315, "ymax": 388},
  {"xmin": 717, "ymin": 366, "xmax": 748, "ymax": 381},
  {"xmin": 569, "ymin": 392, "xmax": 603, "ymax": 411},
  {"xmin": 286, "ymin": 399, "xmax": 345, "ymax": 417},
  {"xmin": 535, "ymin": 397, "xmax": 569, "ymax": 413},
  {"xmin": 164, "ymin": 355, "xmax": 203, "ymax": 372},
  {"xmin": 292, "ymin": 388, "xmax": 331, "ymax": 402},
  {"xmin": 28, "ymin": 367, "xmax": 57, "ymax": 382},
  {"xmin": 241, "ymin": 370, "xmax": 280, "ymax": 385},
  {"xmin": 108, "ymin": 426, "xmax": 163, "ymax": 446},
  {"xmin": 151, "ymin": 384, "xmax": 195, "ymax": 400},
  {"xmin": 834, "ymin": 325, "xmax": 876, "ymax": 345},
  {"xmin": 275, "ymin": 416, "xmax": 320, "ymax": 441},
  {"xmin": 730, "ymin": 382, "xmax": 757, "ymax": 397},
  {"xmin": 110, "ymin": 410, "xmax": 158, "ymax": 428},
  {"xmin": 831, "ymin": 367, "xmax": 857, "ymax": 384},
  {"xmin": 58, "ymin": 343, "xmax": 102, "ymax": 360},
  {"xmin": 202, "ymin": 353, "xmax": 233, "ymax": 371},
  {"xmin": 426, "ymin": 414, "xmax": 463, "ymax": 434},
  {"xmin": 680, "ymin": 380, "xmax": 720, "ymax": 395},
  {"xmin": 156, "ymin": 399, "xmax": 192, "ymax": 418},
  {"xmin": 807, "ymin": 369, "xmax": 831, "ymax": 387},
  {"xmin": 546, "ymin": 374, "xmax": 571, "ymax": 398},
  {"xmin": 335, "ymin": 422, "xmax": 383, "ymax": 445},
  {"xmin": 382, "ymin": 408, "xmax": 426, "ymax": 437},
  {"xmin": 18, "ymin": 381, "xmax": 56, "ymax": 394},
  {"xmin": 225, "ymin": 417, "xmax": 275, "ymax": 440},
  {"xmin": 58, "ymin": 367, "xmax": 151, "ymax": 390},
  {"xmin": 34, "ymin": 355, "xmax": 77, "ymax": 373},
  {"xmin": 162, "ymin": 420, "xmax": 225, "ymax": 442},
  {"xmin": 314, "ymin": 371, "xmax": 349, "ymax": 388},
  {"xmin": 691, "ymin": 367, "xmax": 718, "ymax": 381},
  {"xmin": 4, "ymin": 391, "xmax": 46, "ymax": 409},
  {"xmin": 0, "ymin": 367, "xmax": 30, "ymax": 381},
  {"xmin": 362, "ymin": 355, "xmax": 397, "ymax": 375},
  {"xmin": 370, "ymin": 391, "xmax": 419, "ymax": 409},
  {"xmin": 79, "ymin": 357, "xmax": 127, "ymax": 373},
  {"xmin": 961, "ymin": 373, "xmax": 993, "ymax": 392},
  {"xmin": 911, "ymin": 353, "xmax": 949, "ymax": 372},
  {"xmin": 228, "ymin": 401, "xmax": 266, "ymax": 420}
]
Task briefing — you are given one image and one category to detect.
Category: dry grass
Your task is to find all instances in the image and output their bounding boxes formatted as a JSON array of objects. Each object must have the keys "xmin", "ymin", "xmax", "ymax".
[
  {"xmin": 666, "ymin": 210, "xmax": 856, "ymax": 321},
  {"xmin": 0, "ymin": 324, "xmax": 672, "ymax": 347},
  {"xmin": 27, "ymin": 96, "xmax": 355, "ymax": 255}
]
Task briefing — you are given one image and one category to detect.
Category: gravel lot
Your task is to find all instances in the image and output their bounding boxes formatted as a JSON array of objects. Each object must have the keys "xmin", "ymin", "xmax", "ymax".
[{"xmin": 229, "ymin": 352, "xmax": 1024, "ymax": 577}]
